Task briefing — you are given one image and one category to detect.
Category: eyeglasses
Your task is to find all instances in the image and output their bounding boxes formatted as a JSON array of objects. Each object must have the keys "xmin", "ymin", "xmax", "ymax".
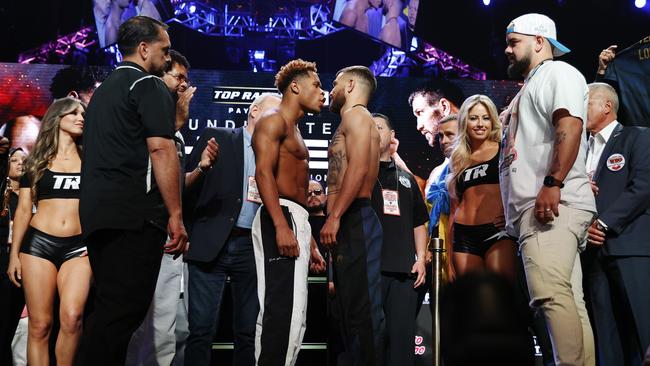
[
  {"xmin": 308, "ymin": 189, "xmax": 323, "ymax": 196},
  {"xmin": 166, "ymin": 72, "xmax": 190, "ymax": 86}
]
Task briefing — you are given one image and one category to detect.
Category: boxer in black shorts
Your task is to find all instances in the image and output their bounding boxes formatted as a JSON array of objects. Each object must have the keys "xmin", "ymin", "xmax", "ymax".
[{"xmin": 321, "ymin": 66, "xmax": 382, "ymax": 365}]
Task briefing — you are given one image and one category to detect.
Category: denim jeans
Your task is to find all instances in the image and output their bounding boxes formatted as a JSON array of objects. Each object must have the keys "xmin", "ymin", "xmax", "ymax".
[{"xmin": 185, "ymin": 235, "xmax": 258, "ymax": 366}]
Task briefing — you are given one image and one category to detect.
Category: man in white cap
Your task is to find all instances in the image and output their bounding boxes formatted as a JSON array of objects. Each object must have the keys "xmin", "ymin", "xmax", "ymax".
[{"xmin": 499, "ymin": 13, "xmax": 597, "ymax": 366}]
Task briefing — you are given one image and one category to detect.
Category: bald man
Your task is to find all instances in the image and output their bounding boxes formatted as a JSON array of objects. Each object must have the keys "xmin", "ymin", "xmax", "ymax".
[
  {"xmin": 183, "ymin": 93, "xmax": 281, "ymax": 365},
  {"xmin": 582, "ymin": 82, "xmax": 650, "ymax": 366}
]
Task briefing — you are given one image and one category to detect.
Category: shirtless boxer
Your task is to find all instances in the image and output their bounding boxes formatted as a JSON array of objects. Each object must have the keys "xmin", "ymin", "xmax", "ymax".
[
  {"xmin": 252, "ymin": 59, "xmax": 326, "ymax": 366},
  {"xmin": 339, "ymin": 0, "xmax": 383, "ymax": 35},
  {"xmin": 320, "ymin": 65, "xmax": 382, "ymax": 365}
]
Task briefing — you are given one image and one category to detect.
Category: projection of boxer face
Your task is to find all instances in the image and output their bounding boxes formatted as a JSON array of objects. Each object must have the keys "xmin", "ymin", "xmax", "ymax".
[
  {"xmin": 412, "ymin": 94, "xmax": 444, "ymax": 147},
  {"xmin": 4, "ymin": 116, "xmax": 41, "ymax": 154},
  {"xmin": 407, "ymin": 0, "xmax": 419, "ymax": 29}
]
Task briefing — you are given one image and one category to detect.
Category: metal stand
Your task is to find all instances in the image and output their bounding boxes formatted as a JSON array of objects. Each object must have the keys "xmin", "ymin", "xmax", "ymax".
[{"xmin": 430, "ymin": 237, "xmax": 447, "ymax": 366}]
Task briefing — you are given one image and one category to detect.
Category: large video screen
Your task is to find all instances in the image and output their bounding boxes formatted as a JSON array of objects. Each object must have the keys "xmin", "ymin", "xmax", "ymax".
[
  {"xmin": 332, "ymin": 0, "xmax": 420, "ymax": 50},
  {"xmin": 93, "ymin": 0, "xmax": 174, "ymax": 48}
]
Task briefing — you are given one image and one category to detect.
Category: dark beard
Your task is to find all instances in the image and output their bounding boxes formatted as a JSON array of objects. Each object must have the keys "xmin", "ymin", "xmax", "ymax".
[
  {"xmin": 329, "ymin": 93, "xmax": 344, "ymax": 114},
  {"xmin": 329, "ymin": 99, "xmax": 341, "ymax": 114},
  {"xmin": 307, "ymin": 204, "xmax": 325, "ymax": 214},
  {"xmin": 152, "ymin": 61, "xmax": 170, "ymax": 78},
  {"xmin": 507, "ymin": 56, "xmax": 530, "ymax": 79},
  {"xmin": 151, "ymin": 67, "xmax": 165, "ymax": 78}
]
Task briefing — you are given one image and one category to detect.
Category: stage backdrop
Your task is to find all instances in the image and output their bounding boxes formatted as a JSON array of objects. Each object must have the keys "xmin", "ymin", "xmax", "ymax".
[
  {"xmin": 0, "ymin": 62, "xmax": 521, "ymax": 365},
  {"xmin": 0, "ymin": 62, "xmax": 521, "ymax": 183}
]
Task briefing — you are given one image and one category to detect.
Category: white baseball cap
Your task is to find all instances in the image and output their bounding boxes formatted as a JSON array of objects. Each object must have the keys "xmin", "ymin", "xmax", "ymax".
[{"xmin": 506, "ymin": 13, "xmax": 570, "ymax": 57}]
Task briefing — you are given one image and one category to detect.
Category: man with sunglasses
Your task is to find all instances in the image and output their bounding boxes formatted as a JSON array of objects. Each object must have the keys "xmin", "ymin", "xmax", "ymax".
[
  {"xmin": 183, "ymin": 90, "xmax": 281, "ymax": 365},
  {"xmin": 307, "ymin": 180, "xmax": 328, "ymax": 272},
  {"xmin": 307, "ymin": 180, "xmax": 326, "ymax": 217},
  {"xmin": 307, "ymin": 179, "xmax": 344, "ymax": 364}
]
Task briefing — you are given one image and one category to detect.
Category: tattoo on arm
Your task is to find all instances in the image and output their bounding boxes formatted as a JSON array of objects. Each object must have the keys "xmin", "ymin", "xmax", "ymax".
[
  {"xmin": 327, "ymin": 128, "xmax": 345, "ymax": 190},
  {"xmin": 330, "ymin": 128, "xmax": 343, "ymax": 145},
  {"xmin": 327, "ymin": 150, "xmax": 345, "ymax": 189},
  {"xmin": 549, "ymin": 130, "xmax": 567, "ymax": 175}
]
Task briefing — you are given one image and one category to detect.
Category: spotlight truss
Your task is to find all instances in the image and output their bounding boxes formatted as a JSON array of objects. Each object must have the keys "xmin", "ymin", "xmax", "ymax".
[
  {"xmin": 370, "ymin": 48, "xmax": 410, "ymax": 77},
  {"xmin": 170, "ymin": 1, "xmax": 343, "ymax": 40},
  {"xmin": 414, "ymin": 43, "xmax": 486, "ymax": 80},
  {"xmin": 15, "ymin": 1, "xmax": 485, "ymax": 80},
  {"xmin": 18, "ymin": 26, "xmax": 97, "ymax": 64},
  {"xmin": 371, "ymin": 42, "xmax": 486, "ymax": 80}
]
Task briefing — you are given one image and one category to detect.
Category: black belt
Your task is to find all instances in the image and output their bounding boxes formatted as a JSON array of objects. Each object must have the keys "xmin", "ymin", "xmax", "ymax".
[{"xmin": 230, "ymin": 226, "xmax": 251, "ymax": 237}]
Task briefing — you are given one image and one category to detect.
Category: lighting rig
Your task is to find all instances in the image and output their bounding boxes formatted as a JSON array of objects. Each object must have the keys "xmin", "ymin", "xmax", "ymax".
[{"xmin": 17, "ymin": 1, "xmax": 485, "ymax": 80}]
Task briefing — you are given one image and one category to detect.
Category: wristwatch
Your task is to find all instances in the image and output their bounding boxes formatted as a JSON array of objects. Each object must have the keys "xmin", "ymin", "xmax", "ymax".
[
  {"xmin": 543, "ymin": 175, "xmax": 564, "ymax": 188},
  {"xmin": 595, "ymin": 219, "xmax": 608, "ymax": 233}
]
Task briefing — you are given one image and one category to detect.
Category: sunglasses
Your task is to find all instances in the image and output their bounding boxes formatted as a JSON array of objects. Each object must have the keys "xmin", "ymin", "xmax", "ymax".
[{"xmin": 308, "ymin": 189, "xmax": 323, "ymax": 196}]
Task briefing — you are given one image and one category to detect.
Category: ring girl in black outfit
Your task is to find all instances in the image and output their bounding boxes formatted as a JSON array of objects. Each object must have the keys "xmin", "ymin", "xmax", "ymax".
[
  {"xmin": 6, "ymin": 97, "xmax": 91, "ymax": 366},
  {"xmin": 446, "ymin": 94, "xmax": 516, "ymax": 281}
]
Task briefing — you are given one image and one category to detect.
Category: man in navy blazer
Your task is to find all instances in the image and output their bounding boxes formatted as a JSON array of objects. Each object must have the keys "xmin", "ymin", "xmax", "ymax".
[
  {"xmin": 183, "ymin": 93, "xmax": 281, "ymax": 365},
  {"xmin": 583, "ymin": 82, "xmax": 650, "ymax": 366}
]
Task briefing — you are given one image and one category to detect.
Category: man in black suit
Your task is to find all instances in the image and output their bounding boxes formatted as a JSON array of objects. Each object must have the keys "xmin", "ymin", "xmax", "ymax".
[
  {"xmin": 183, "ymin": 93, "xmax": 281, "ymax": 365},
  {"xmin": 583, "ymin": 82, "xmax": 650, "ymax": 366}
]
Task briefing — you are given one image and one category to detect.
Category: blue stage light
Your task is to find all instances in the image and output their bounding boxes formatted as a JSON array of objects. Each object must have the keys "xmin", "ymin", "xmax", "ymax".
[
  {"xmin": 253, "ymin": 50, "xmax": 266, "ymax": 60},
  {"xmin": 189, "ymin": 3, "xmax": 197, "ymax": 13},
  {"xmin": 483, "ymin": 0, "xmax": 490, "ymax": 5},
  {"xmin": 635, "ymin": 0, "xmax": 646, "ymax": 8}
]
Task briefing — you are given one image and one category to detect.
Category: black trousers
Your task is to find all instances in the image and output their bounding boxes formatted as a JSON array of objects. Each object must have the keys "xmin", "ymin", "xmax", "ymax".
[
  {"xmin": 332, "ymin": 199, "xmax": 383, "ymax": 366},
  {"xmin": 79, "ymin": 225, "xmax": 165, "ymax": 366},
  {"xmin": 583, "ymin": 252, "xmax": 650, "ymax": 366},
  {"xmin": 514, "ymin": 250, "xmax": 554, "ymax": 366},
  {"xmin": 327, "ymin": 289, "xmax": 345, "ymax": 366},
  {"xmin": 415, "ymin": 266, "xmax": 433, "ymax": 323},
  {"xmin": 382, "ymin": 272, "xmax": 417, "ymax": 366}
]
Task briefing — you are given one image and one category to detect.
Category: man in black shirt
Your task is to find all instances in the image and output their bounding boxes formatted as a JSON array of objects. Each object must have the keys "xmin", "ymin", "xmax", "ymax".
[
  {"xmin": 79, "ymin": 16, "xmax": 187, "ymax": 365},
  {"xmin": 307, "ymin": 179, "xmax": 344, "ymax": 364},
  {"xmin": 596, "ymin": 39, "xmax": 650, "ymax": 126},
  {"xmin": 371, "ymin": 113, "xmax": 428, "ymax": 365},
  {"xmin": 308, "ymin": 179, "xmax": 328, "ymax": 269}
]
